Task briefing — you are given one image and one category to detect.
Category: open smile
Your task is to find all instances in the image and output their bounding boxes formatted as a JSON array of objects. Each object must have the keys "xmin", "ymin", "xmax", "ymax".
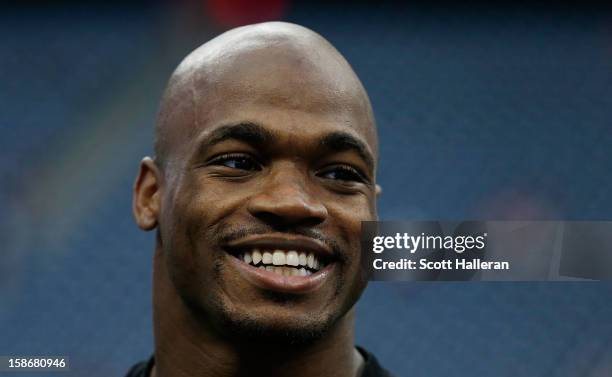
[
  {"xmin": 233, "ymin": 249, "xmax": 326, "ymax": 276},
  {"xmin": 224, "ymin": 235, "xmax": 336, "ymax": 294}
]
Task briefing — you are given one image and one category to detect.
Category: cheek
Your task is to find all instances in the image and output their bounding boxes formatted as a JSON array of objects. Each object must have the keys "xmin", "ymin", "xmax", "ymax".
[
  {"xmin": 325, "ymin": 196, "xmax": 373, "ymax": 271},
  {"xmin": 169, "ymin": 175, "xmax": 229, "ymax": 225},
  {"xmin": 162, "ymin": 175, "xmax": 253, "ymax": 261},
  {"xmin": 326, "ymin": 201, "xmax": 371, "ymax": 312},
  {"xmin": 159, "ymin": 178, "xmax": 244, "ymax": 304},
  {"xmin": 327, "ymin": 193, "xmax": 376, "ymax": 229},
  {"xmin": 326, "ymin": 194, "xmax": 373, "ymax": 265},
  {"xmin": 160, "ymin": 178, "xmax": 221, "ymax": 264}
]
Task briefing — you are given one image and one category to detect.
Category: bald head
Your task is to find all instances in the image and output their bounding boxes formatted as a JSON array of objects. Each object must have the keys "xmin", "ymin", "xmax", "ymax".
[{"xmin": 154, "ymin": 21, "xmax": 377, "ymax": 170}]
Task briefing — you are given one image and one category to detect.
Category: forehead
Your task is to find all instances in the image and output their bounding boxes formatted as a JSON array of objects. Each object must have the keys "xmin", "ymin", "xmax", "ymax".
[{"xmin": 201, "ymin": 49, "xmax": 373, "ymax": 143}]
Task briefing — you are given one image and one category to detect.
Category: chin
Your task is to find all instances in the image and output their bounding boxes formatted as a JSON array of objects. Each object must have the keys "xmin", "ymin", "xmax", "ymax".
[{"xmin": 215, "ymin": 302, "xmax": 340, "ymax": 346}]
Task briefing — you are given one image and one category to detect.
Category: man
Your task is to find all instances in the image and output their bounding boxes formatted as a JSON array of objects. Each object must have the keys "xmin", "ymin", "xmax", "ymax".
[{"xmin": 128, "ymin": 21, "xmax": 392, "ymax": 377}]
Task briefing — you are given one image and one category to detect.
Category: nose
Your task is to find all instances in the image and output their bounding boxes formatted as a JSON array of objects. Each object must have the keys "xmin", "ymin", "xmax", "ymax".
[{"xmin": 247, "ymin": 166, "xmax": 328, "ymax": 229}]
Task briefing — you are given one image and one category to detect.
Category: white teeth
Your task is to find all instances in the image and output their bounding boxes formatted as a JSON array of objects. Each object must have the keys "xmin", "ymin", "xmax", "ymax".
[
  {"xmin": 252, "ymin": 249, "xmax": 262, "ymax": 265},
  {"xmin": 307, "ymin": 253, "xmax": 314, "ymax": 268},
  {"xmin": 258, "ymin": 264, "xmax": 319, "ymax": 277},
  {"xmin": 272, "ymin": 250, "xmax": 286, "ymax": 266},
  {"xmin": 298, "ymin": 252, "xmax": 307, "ymax": 266},
  {"xmin": 240, "ymin": 248, "xmax": 324, "ymax": 274},
  {"xmin": 286, "ymin": 251, "xmax": 299, "ymax": 266}
]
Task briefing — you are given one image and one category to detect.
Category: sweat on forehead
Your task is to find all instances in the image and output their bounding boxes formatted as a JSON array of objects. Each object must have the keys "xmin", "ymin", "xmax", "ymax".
[{"xmin": 154, "ymin": 22, "xmax": 377, "ymax": 167}]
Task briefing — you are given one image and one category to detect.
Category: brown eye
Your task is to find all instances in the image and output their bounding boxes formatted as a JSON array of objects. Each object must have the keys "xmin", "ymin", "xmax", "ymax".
[
  {"xmin": 209, "ymin": 154, "xmax": 262, "ymax": 171},
  {"xmin": 318, "ymin": 165, "xmax": 366, "ymax": 183}
]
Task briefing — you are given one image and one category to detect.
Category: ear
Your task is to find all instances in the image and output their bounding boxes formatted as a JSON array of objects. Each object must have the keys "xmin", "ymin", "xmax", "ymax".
[
  {"xmin": 133, "ymin": 157, "xmax": 162, "ymax": 231},
  {"xmin": 375, "ymin": 184, "xmax": 382, "ymax": 196}
]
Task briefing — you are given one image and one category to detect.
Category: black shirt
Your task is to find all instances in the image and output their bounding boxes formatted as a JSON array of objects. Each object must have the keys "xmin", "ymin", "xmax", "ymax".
[{"xmin": 124, "ymin": 346, "xmax": 395, "ymax": 377}]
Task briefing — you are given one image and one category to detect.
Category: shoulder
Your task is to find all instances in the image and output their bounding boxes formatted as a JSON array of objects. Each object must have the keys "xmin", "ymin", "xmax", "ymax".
[
  {"xmin": 358, "ymin": 346, "xmax": 397, "ymax": 377},
  {"xmin": 124, "ymin": 356, "xmax": 154, "ymax": 377},
  {"xmin": 124, "ymin": 351, "xmax": 393, "ymax": 377}
]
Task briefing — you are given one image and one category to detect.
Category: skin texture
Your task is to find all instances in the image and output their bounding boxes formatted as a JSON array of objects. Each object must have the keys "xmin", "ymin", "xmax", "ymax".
[{"xmin": 133, "ymin": 22, "xmax": 379, "ymax": 377}]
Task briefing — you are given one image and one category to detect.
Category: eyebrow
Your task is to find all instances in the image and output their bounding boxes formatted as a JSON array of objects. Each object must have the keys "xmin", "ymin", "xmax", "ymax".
[
  {"xmin": 202, "ymin": 122, "xmax": 274, "ymax": 149},
  {"xmin": 198, "ymin": 121, "xmax": 375, "ymax": 172},
  {"xmin": 320, "ymin": 132, "xmax": 375, "ymax": 173}
]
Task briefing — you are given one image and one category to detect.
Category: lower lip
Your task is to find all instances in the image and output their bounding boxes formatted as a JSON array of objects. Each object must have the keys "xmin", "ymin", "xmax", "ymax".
[{"xmin": 226, "ymin": 254, "xmax": 334, "ymax": 294}]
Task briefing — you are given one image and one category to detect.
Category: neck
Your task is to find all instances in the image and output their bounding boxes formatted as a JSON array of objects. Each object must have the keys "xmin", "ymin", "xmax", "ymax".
[{"xmin": 151, "ymin": 248, "xmax": 363, "ymax": 377}]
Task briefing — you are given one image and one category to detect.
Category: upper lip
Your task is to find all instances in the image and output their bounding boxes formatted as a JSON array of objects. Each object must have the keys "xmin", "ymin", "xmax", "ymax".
[{"xmin": 225, "ymin": 233, "xmax": 334, "ymax": 261}]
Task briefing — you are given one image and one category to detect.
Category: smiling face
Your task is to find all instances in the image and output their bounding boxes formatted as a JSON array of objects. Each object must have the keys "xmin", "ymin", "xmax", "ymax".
[{"xmin": 136, "ymin": 23, "xmax": 378, "ymax": 344}]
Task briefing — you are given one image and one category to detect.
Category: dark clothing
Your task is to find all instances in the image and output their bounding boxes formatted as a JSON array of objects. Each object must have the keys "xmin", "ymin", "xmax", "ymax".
[{"xmin": 125, "ymin": 346, "xmax": 395, "ymax": 377}]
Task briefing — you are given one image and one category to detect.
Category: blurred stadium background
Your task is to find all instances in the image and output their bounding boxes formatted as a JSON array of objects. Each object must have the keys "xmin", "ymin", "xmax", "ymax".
[{"xmin": 1, "ymin": 1, "xmax": 612, "ymax": 376}]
